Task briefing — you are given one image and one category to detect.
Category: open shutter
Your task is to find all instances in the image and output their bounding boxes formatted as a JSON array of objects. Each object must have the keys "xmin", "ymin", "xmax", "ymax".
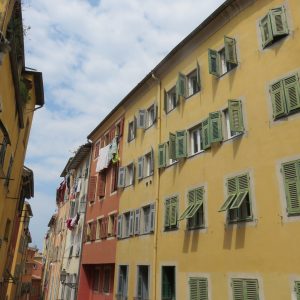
[
  {"xmin": 224, "ymin": 36, "xmax": 238, "ymax": 65},
  {"xmin": 283, "ymin": 74, "xmax": 300, "ymax": 113},
  {"xmin": 158, "ymin": 143, "xmax": 166, "ymax": 168},
  {"xmin": 87, "ymin": 176, "xmax": 97, "ymax": 202},
  {"xmin": 164, "ymin": 199, "xmax": 170, "ymax": 228},
  {"xmin": 201, "ymin": 118, "xmax": 211, "ymax": 150},
  {"xmin": 117, "ymin": 215, "xmax": 123, "ymax": 239},
  {"xmin": 245, "ymin": 279, "xmax": 259, "ymax": 300},
  {"xmin": 232, "ymin": 279, "xmax": 244, "ymax": 300},
  {"xmin": 175, "ymin": 130, "xmax": 187, "ymax": 159},
  {"xmin": 97, "ymin": 173, "xmax": 106, "ymax": 198},
  {"xmin": 133, "ymin": 116, "xmax": 137, "ymax": 138},
  {"xmin": 137, "ymin": 156, "xmax": 144, "ymax": 180},
  {"xmin": 150, "ymin": 147, "xmax": 154, "ymax": 175},
  {"xmin": 270, "ymin": 79, "xmax": 286, "ymax": 119},
  {"xmin": 176, "ymin": 73, "xmax": 186, "ymax": 99},
  {"xmin": 282, "ymin": 160, "xmax": 300, "ymax": 215},
  {"xmin": 153, "ymin": 103, "xmax": 157, "ymax": 123},
  {"xmin": 137, "ymin": 109, "xmax": 146, "ymax": 129},
  {"xmin": 117, "ymin": 167, "xmax": 126, "ymax": 188},
  {"xmin": 150, "ymin": 203, "xmax": 155, "ymax": 232},
  {"xmin": 208, "ymin": 49, "xmax": 220, "ymax": 77},
  {"xmin": 134, "ymin": 209, "xmax": 140, "ymax": 234},
  {"xmin": 209, "ymin": 111, "xmax": 223, "ymax": 143},
  {"xmin": 196, "ymin": 62, "xmax": 201, "ymax": 90},
  {"xmin": 228, "ymin": 100, "xmax": 244, "ymax": 133},
  {"xmin": 219, "ymin": 177, "xmax": 237, "ymax": 212},
  {"xmin": 169, "ymin": 133, "xmax": 176, "ymax": 160},
  {"xmin": 170, "ymin": 197, "xmax": 178, "ymax": 226},
  {"xmin": 270, "ymin": 6, "xmax": 288, "ymax": 36},
  {"xmin": 186, "ymin": 187, "xmax": 204, "ymax": 218},
  {"xmin": 178, "ymin": 190, "xmax": 195, "ymax": 221},
  {"xmin": 163, "ymin": 90, "xmax": 167, "ymax": 114},
  {"xmin": 129, "ymin": 211, "xmax": 134, "ymax": 236},
  {"xmin": 260, "ymin": 14, "xmax": 273, "ymax": 48},
  {"xmin": 230, "ymin": 174, "xmax": 249, "ymax": 209}
]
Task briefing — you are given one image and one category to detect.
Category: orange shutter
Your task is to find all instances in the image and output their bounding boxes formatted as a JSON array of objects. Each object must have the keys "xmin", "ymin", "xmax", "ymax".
[
  {"xmin": 97, "ymin": 173, "xmax": 106, "ymax": 198},
  {"xmin": 87, "ymin": 176, "xmax": 97, "ymax": 202}
]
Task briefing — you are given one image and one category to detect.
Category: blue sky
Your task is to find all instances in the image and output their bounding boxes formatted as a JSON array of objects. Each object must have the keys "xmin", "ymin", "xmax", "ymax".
[{"xmin": 22, "ymin": 0, "xmax": 225, "ymax": 249}]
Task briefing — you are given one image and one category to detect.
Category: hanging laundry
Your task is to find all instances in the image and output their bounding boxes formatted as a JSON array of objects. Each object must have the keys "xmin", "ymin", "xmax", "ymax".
[
  {"xmin": 96, "ymin": 144, "xmax": 110, "ymax": 172},
  {"xmin": 70, "ymin": 213, "xmax": 80, "ymax": 227},
  {"xmin": 76, "ymin": 179, "xmax": 81, "ymax": 193}
]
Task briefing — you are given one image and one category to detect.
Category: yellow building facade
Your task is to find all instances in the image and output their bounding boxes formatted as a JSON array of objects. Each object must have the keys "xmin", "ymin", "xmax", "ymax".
[{"xmin": 112, "ymin": 0, "xmax": 300, "ymax": 299}]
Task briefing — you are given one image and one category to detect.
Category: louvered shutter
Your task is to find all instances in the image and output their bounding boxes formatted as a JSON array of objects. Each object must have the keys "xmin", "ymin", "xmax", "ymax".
[
  {"xmin": 224, "ymin": 36, "xmax": 238, "ymax": 65},
  {"xmin": 209, "ymin": 111, "xmax": 223, "ymax": 143},
  {"xmin": 82, "ymin": 223, "xmax": 87, "ymax": 243},
  {"xmin": 175, "ymin": 130, "xmax": 187, "ymax": 159},
  {"xmin": 208, "ymin": 49, "xmax": 220, "ymax": 76},
  {"xmin": 196, "ymin": 62, "xmax": 201, "ymax": 90},
  {"xmin": 117, "ymin": 167, "xmax": 126, "ymax": 188},
  {"xmin": 87, "ymin": 176, "xmax": 97, "ymax": 202},
  {"xmin": 129, "ymin": 211, "xmax": 134, "ymax": 236},
  {"xmin": 169, "ymin": 133, "xmax": 176, "ymax": 160},
  {"xmin": 170, "ymin": 197, "xmax": 178, "ymax": 226},
  {"xmin": 153, "ymin": 103, "xmax": 158, "ymax": 123},
  {"xmin": 163, "ymin": 89, "xmax": 167, "ymax": 114},
  {"xmin": 245, "ymin": 279, "xmax": 259, "ymax": 300},
  {"xmin": 90, "ymin": 221, "xmax": 96, "ymax": 241},
  {"xmin": 178, "ymin": 190, "xmax": 194, "ymax": 221},
  {"xmin": 97, "ymin": 173, "xmax": 106, "ymax": 198},
  {"xmin": 137, "ymin": 156, "xmax": 144, "ymax": 180},
  {"xmin": 270, "ymin": 80, "xmax": 286, "ymax": 119},
  {"xmin": 283, "ymin": 74, "xmax": 300, "ymax": 113},
  {"xmin": 228, "ymin": 100, "xmax": 244, "ymax": 133},
  {"xmin": 230, "ymin": 174, "xmax": 250, "ymax": 209},
  {"xmin": 186, "ymin": 187, "xmax": 204, "ymax": 218},
  {"xmin": 201, "ymin": 118, "xmax": 211, "ymax": 150},
  {"xmin": 295, "ymin": 281, "xmax": 300, "ymax": 300},
  {"xmin": 189, "ymin": 277, "xmax": 208, "ymax": 300},
  {"xmin": 260, "ymin": 14, "xmax": 273, "ymax": 48},
  {"xmin": 270, "ymin": 6, "xmax": 288, "ymax": 36},
  {"xmin": 133, "ymin": 116, "xmax": 137, "ymax": 138},
  {"xmin": 117, "ymin": 215, "xmax": 123, "ymax": 239},
  {"xmin": 219, "ymin": 177, "xmax": 238, "ymax": 211},
  {"xmin": 282, "ymin": 160, "xmax": 300, "ymax": 215},
  {"xmin": 189, "ymin": 277, "xmax": 198, "ymax": 300},
  {"xmin": 232, "ymin": 279, "xmax": 244, "ymax": 300},
  {"xmin": 134, "ymin": 209, "xmax": 140, "ymax": 234},
  {"xmin": 176, "ymin": 73, "xmax": 186, "ymax": 98},
  {"xmin": 137, "ymin": 109, "xmax": 146, "ymax": 129},
  {"xmin": 158, "ymin": 143, "xmax": 166, "ymax": 168},
  {"xmin": 164, "ymin": 199, "xmax": 170, "ymax": 228},
  {"xmin": 150, "ymin": 147, "xmax": 154, "ymax": 174},
  {"xmin": 150, "ymin": 203, "xmax": 155, "ymax": 232},
  {"xmin": 104, "ymin": 216, "xmax": 109, "ymax": 238}
]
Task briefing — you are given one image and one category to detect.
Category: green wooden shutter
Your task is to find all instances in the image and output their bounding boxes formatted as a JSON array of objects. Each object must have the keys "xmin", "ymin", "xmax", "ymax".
[
  {"xmin": 228, "ymin": 99, "xmax": 244, "ymax": 133},
  {"xmin": 270, "ymin": 6, "xmax": 288, "ymax": 36},
  {"xmin": 295, "ymin": 281, "xmax": 300, "ymax": 300},
  {"xmin": 208, "ymin": 49, "xmax": 220, "ymax": 76},
  {"xmin": 164, "ymin": 199, "xmax": 170, "ymax": 228},
  {"xmin": 224, "ymin": 36, "xmax": 238, "ymax": 65},
  {"xmin": 196, "ymin": 62, "xmax": 201, "ymax": 90},
  {"xmin": 201, "ymin": 118, "xmax": 211, "ymax": 150},
  {"xmin": 231, "ymin": 174, "xmax": 250, "ymax": 209},
  {"xmin": 270, "ymin": 79, "xmax": 287, "ymax": 119},
  {"xmin": 209, "ymin": 111, "xmax": 223, "ymax": 143},
  {"xmin": 260, "ymin": 14, "xmax": 273, "ymax": 48},
  {"xmin": 137, "ymin": 156, "xmax": 144, "ymax": 179},
  {"xmin": 169, "ymin": 132, "xmax": 176, "ymax": 160},
  {"xmin": 219, "ymin": 177, "xmax": 237, "ymax": 211},
  {"xmin": 176, "ymin": 72, "xmax": 186, "ymax": 98},
  {"xmin": 178, "ymin": 190, "xmax": 194, "ymax": 221},
  {"xmin": 186, "ymin": 187, "xmax": 204, "ymax": 218},
  {"xmin": 150, "ymin": 147, "xmax": 154, "ymax": 175},
  {"xmin": 189, "ymin": 277, "xmax": 208, "ymax": 300},
  {"xmin": 170, "ymin": 197, "xmax": 178, "ymax": 226},
  {"xmin": 189, "ymin": 277, "xmax": 199, "ymax": 300},
  {"xmin": 175, "ymin": 130, "xmax": 187, "ymax": 159},
  {"xmin": 137, "ymin": 109, "xmax": 146, "ymax": 129},
  {"xmin": 282, "ymin": 160, "xmax": 300, "ymax": 215},
  {"xmin": 164, "ymin": 89, "xmax": 167, "ymax": 114},
  {"xmin": 283, "ymin": 74, "xmax": 300, "ymax": 113},
  {"xmin": 158, "ymin": 143, "xmax": 166, "ymax": 168},
  {"xmin": 245, "ymin": 279, "xmax": 259, "ymax": 300},
  {"xmin": 232, "ymin": 279, "xmax": 244, "ymax": 300}
]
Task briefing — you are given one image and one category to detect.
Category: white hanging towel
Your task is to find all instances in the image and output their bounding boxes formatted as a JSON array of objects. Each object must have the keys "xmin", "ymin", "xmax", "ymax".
[{"xmin": 96, "ymin": 144, "xmax": 110, "ymax": 172}]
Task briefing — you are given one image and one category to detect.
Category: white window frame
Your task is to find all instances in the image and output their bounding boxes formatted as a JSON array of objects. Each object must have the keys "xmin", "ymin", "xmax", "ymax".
[
  {"xmin": 128, "ymin": 121, "xmax": 135, "ymax": 142},
  {"xmin": 187, "ymin": 69, "xmax": 199, "ymax": 97},
  {"xmin": 125, "ymin": 163, "xmax": 134, "ymax": 187},
  {"xmin": 189, "ymin": 125, "xmax": 203, "ymax": 156},
  {"xmin": 146, "ymin": 104, "xmax": 155, "ymax": 128},
  {"xmin": 167, "ymin": 87, "xmax": 177, "ymax": 113}
]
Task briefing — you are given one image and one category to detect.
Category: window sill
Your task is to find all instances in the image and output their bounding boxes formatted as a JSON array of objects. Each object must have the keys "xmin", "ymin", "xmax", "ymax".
[
  {"xmin": 228, "ymin": 217, "xmax": 253, "ymax": 224},
  {"xmin": 223, "ymin": 132, "xmax": 243, "ymax": 143},
  {"xmin": 145, "ymin": 122, "xmax": 155, "ymax": 131},
  {"xmin": 164, "ymin": 227, "xmax": 178, "ymax": 232},
  {"xmin": 124, "ymin": 183, "xmax": 134, "ymax": 189},
  {"xmin": 186, "ymin": 225, "xmax": 205, "ymax": 231},
  {"xmin": 110, "ymin": 190, "xmax": 117, "ymax": 196},
  {"xmin": 165, "ymin": 160, "xmax": 178, "ymax": 169},
  {"xmin": 127, "ymin": 137, "xmax": 135, "ymax": 143},
  {"xmin": 184, "ymin": 90, "xmax": 200, "ymax": 100},
  {"xmin": 188, "ymin": 150, "xmax": 205, "ymax": 159},
  {"xmin": 166, "ymin": 106, "xmax": 177, "ymax": 115}
]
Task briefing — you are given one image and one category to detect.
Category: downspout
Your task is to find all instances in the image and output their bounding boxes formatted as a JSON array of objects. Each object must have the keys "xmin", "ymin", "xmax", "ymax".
[{"xmin": 151, "ymin": 71, "xmax": 161, "ymax": 300}]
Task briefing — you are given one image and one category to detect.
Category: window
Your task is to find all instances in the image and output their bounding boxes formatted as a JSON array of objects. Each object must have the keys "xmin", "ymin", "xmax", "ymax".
[
  {"xmin": 118, "ymin": 163, "xmax": 135, "ymax": 188},
  {"xmin": 140, "ymin": 204, "xmax": 155, "ymax": 234},
  {"xmin": 92, "ymin": 268, "xmax": 100, "ymax": 292},
  {"xmin": 107, "ymin": 214, "xmax": 116, "ymax": 237},
  {"xmin": 164, "ymin": 196, "xmax": 178, "ymax": 231},
  {"xmin": 97, "ymin": 172, "xmax": 106, "ymax": 199},
  {"xmin": 164, "ymin": 87, "xmax": 177, "ymax": 113},
  {"xmin": 136, "ymin": 266, "xmax": 149, "ymax": 300},
  {"xmin": 117, "ymin": 266, "xmax": 128, "ymax": 299},
  {"xmin": 103, "ymin": 267, "xmax": 110, "ymax": 293},
  {"xmin": 270, "ymin": 73, "xmax": 300, "ymax": 120},
  {"xmin": 282, "ymin": 160, "xmax": 300, "ymax": 215},
  {"xmin": 137, "ymin": 150, "xmax": 154, "ymax": 180},
  {"xmin": 223, "ymin": 100, "xmax": 244, "ymax": 139},
  {"xmin": 189, "ymin": 277, "xmax": 208, "ymax": 300},
  {"xmin": 294, "ymin": 281, "xmax": 300, "ymax": 300},
  {"xmin": 178, "ymin": 187, "xmax": 205, "ymax": 230},
  {"xmin": 162, "ymin": 266, "xmax": 176, "ymax": 300},
  {"xmin": 260, "ymin": 6, "xmax": 288, "ymax": 49},
  {"xmin": 219, "ymin": 173, "xmax": 252, "ymax": 223},
  {"xmin": 4, "ymin": 218, "xmax": 11, "ymax": 241},
  {"xmin": 231, "ymin": 278, "xmax": 259, "ymax": 300},
  {"xmin": 87, "ymin": 175, "xmax": 97, "ymax": 203},
  {"xmin": 122, "ymin": 211, "xmax": 134, "ymax": 238},
  {"xmin": 189, "ymin": 126, "xmax": 203, "ymax": 155},
  {"xmin": 99, "ymin": 217, "xmax": 108, "ymax": 239},
  {"xmin": 137, "ymin": 104, "xmax": 157, "ymax": 129},
  {"xmin": 187, "ymin": 69, "xmax": 200, "ymax": 97},
  {"xmin": 128, "ymin": 119, "xmax": 136, "ymax": 142},
  {"xmin": 208, "ymin": 36, "xmax": 238, "ymax": 77}
]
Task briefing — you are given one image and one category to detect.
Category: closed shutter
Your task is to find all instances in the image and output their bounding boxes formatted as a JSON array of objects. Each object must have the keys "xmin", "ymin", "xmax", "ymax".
[
  {"xmin": 201, "ymin": 118, "xmax": 210, "ymax": 150},
  {"xmin": 117, "ymin": 215, "xmax": 123, "ymax": 239},
  {"xmin": 176, "ymin": 72, "xmax": 186, "ymax": 98},
  {"xmin": 270, "ymin": 6, "xmax": 288, "ymax": 36},
  {"xmin": 295, "ymin": 281, "xmax": 300, "ymax": 300},
  {"xmin": 134, "ymin": 209, "xmax": 140, "ymax": 234},
  {"xmin": 209, "ymin": 111, "xmax": 223, "ymax": 143},
  {"xmin": 189, "ymin": 277, "xmax": 208, "ymax": 300},
  {"xmin": 245, "ymin": 279, "xmax": 259, "ymax": 300},
  {"xmin": 230, "ymin": 174, "xmax": 250, "ymax": 210},
  {"xmin": 224, "ymin": 36, "xmax": 238, "ymax": 65},
  {"xmin": 260, "ymin": 14, "xmax": 273, "ymax": 48},
  {"xmin": 270, "ymin": 80, "xmax": 286, "ymax": 119},
  {"xmin": 196, "ymin": 62, "xmax": 201, "ymax": 90},
  {"xmin": 87, "ymin": 176, "xmax": 97, "ymax": 202},
  {"xmin": 175, "ymin": 130, "xmax": 187, "ymax": 158},
  {"xmin": 170, "ymin": 197, "xmax": 178, "ymax": 226},
  {"xmin": 208, "ymin": 49, "xmax": 220, "ymax": 76},
  {"xmin": 232, "ymin": 279, "xmax": 244, "ymax": 300},
  {"xmin": 283, "ymin": 74, "xmax": 300, "ymax": 113},
  {"xmin": 169, "ymin": 133, "xmax": 176, "ymax": 160},
  {"xmin": 129, "ymin": 211, "xmax": 134, "ymax": 236},
  {"xmin": 117, "ymin": 167, "xmax": 126, "ymax": 188},
  {"xmin": 137, "ymin": 156, "xmax": 144, "ymax": 180},
  {"xmin": 228, "ymin": 100, "xmax": 244, "ymax": 133},
  {"xmin": 164, "ymin": 199, "xmax": 170, "ymax": 228},
  {"xmin": 97, "ymin": 173, "xmax": 106, "ymax": 198},
  {"xmin": 137, "ymin": 109, "xmax": 146, "ymax": 129},
  {"xmin": 282, "ymin": 160, "xmax": 300, "ymax": 215},
  {"xmin": 150, "ymin": 203, "xmax": 155, "ymax": 232},
  {"xmin": 158, "ymin": 143, "xmax": 166, "ymax": 168}
]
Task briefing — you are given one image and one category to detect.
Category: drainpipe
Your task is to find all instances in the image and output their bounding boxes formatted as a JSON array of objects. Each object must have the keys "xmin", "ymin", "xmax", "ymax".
[{"xmin": 151, "ymin": 71, "xmax": 161, "ymax": 300}]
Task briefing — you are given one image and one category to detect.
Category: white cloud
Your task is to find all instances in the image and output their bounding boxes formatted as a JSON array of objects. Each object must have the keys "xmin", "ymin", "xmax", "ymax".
[{"xmin": 23, "ymin": 0, "xmax": 225, "ymax": 248}]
